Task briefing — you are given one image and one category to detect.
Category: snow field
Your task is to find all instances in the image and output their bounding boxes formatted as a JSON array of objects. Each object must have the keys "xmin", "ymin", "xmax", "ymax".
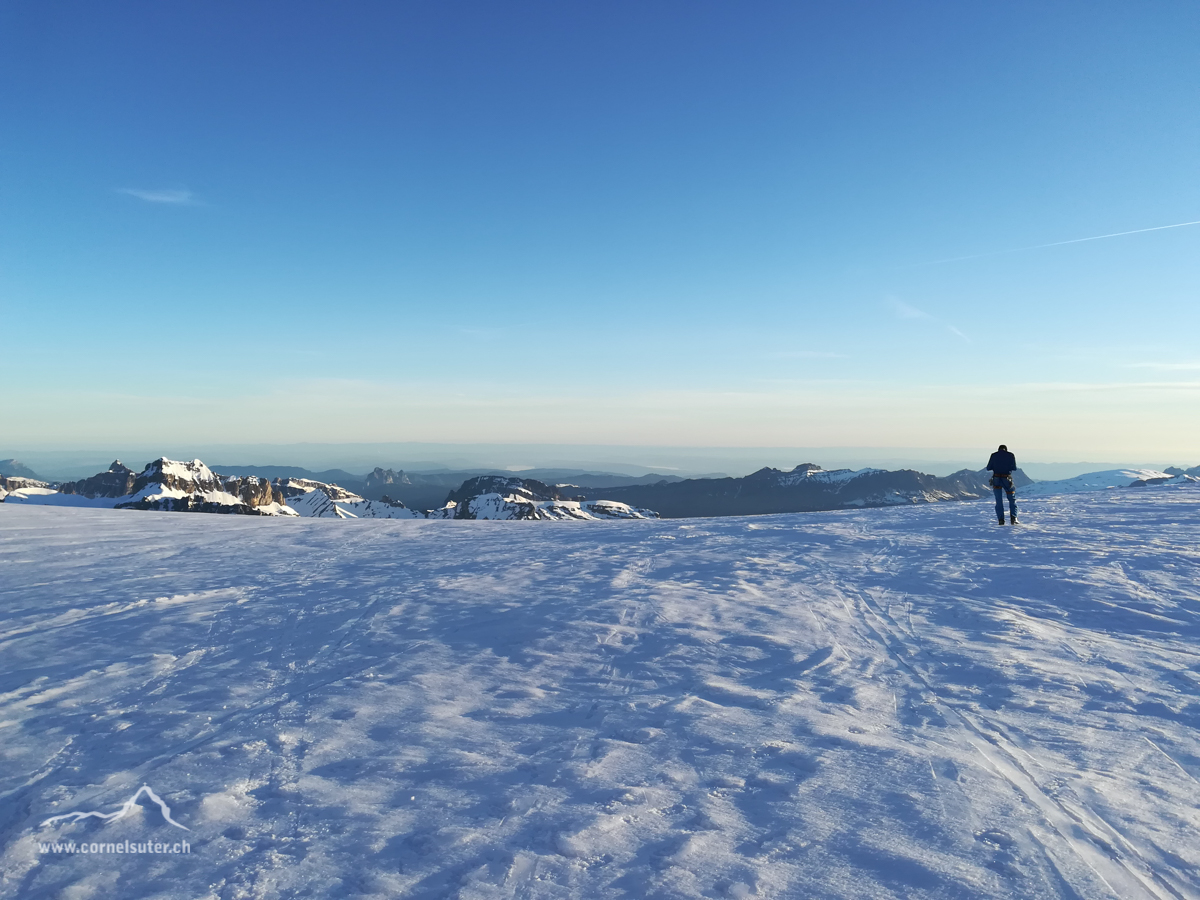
[{"xmin": 1, "ymin": 485, "xmax": 1199, "ymax": 899}]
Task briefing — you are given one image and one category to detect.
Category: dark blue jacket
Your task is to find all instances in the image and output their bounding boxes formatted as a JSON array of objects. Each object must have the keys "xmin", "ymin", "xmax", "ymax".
[{"xmin": 987, "ymin": 450, "xmax": 1017, "ymax": 476}]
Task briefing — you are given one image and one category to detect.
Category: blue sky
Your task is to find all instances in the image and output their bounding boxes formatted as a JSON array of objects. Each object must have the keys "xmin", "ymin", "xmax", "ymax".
[{"xmin": 2, "ymin": 2, "xmax": 1198, "ymax": 461}]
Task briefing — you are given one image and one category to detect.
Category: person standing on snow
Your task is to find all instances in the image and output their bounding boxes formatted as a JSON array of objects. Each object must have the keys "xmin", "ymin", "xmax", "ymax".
[{"xmin": 987, "ymin": 444, "xmax": 1019, "ymax": 524}]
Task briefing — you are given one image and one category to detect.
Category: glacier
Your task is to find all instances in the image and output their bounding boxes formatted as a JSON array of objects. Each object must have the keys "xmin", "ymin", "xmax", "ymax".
[{"xmin": 1, "ymin": 483, "xmax": 1199, "ymax": 898}]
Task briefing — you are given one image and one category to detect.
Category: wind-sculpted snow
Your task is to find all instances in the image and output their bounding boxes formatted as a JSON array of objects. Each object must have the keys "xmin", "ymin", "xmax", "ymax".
[{"xmin": 2, "ymin": 485, "xmax": 1199, "ymax": 898}]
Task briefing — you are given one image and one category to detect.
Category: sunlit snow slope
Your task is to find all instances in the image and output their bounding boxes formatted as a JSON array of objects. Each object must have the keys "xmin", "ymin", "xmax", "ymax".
[{"xmin": 2, "ymin": 486, "xmax": 1199, "ymax": 899}]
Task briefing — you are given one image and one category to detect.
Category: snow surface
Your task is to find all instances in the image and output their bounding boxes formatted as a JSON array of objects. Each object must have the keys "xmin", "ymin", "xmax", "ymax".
[
  {"xmin": 2, "ymin": 487, "xmax": 60, "ymax": 500},
  {"xmin": 3, "ymin": 485, "xmax": 1200, "ymax": 899}
]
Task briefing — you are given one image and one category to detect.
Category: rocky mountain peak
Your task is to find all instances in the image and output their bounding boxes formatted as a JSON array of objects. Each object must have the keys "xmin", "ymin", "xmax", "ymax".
[
  {"xmin": 789, "ymin": 463, "xmax": 824, "ymax": 474},
  {"xmin": 364, "ymin": 467, "xmax": 410, "ymax": 488},
  {"xmin": 444, "ymin": 475, "xmax": 580, "ymax": 505},
  {"xmin": 0, "ymin": 474, "xmax": 47, "ymax": 492},
  {"xmin": 745, "ymin": 466, "xmax": 786, "ymax": 481},
  {"xmin": 132, "ymin": 458, "xmax": 222, "ymax": 495},
  {"xmin": 58, "ymin": 460, "xmax": 139, "ymax": 498},
  {"xmin": 275, "ymin": 477, "xmax": 364, "ymax": 502},
  {"xmin": 0, "ymin": 459, "xmax": 40, "ymax": 479}
]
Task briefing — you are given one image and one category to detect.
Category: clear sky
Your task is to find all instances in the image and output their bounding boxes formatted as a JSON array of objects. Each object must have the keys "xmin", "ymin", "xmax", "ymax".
[{"xmin": 2, "ymin": 1, "xmax": 1198, "ymax": 462}]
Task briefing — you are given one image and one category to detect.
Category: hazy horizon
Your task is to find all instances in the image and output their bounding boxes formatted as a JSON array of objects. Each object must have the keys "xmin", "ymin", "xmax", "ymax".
[{"xmin": 3, "ymin": 441, "xmax": 1192, "ymax": 483}]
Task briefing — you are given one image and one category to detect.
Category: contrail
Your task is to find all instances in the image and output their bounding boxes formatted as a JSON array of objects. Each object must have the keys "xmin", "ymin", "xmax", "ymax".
[{"xmin": 914, "ymin": 219, "xmax": 1200, "ymax": 266}]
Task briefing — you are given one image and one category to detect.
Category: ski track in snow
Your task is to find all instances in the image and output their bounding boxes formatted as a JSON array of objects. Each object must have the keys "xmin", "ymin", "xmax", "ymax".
[{"xmin": 1, "ymin": 487, "xmax": 1199, "ymax": 899}]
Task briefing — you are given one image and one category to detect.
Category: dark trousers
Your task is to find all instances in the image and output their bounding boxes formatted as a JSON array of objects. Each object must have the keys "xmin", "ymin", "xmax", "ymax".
[{"xmin": 993, "ymin": 478, "xmax": 1017, "ymax": 520}]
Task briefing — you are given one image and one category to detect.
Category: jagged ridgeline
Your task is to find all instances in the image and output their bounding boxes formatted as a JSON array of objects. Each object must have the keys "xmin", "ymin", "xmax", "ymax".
[
  {"xmin": 0, "ymin": 458, "xmax": 660, "ymax": 520},
  {"xmin": 553, "ymin": 463, "xmax": 1036, "ymax": 518},
  {"xmin": 58, "ymin": 459, "xmax": 292, "ymax": 515},
  {"xmin": 10, "ymin": 457, "xmax": 1193, "ymax": 520}
]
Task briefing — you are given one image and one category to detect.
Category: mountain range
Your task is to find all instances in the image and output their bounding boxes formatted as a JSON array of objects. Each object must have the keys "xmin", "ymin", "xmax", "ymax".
[
  {"xmin": 211, "ymin": 465, "xmax": 687, "ymax": 512},
  {"xmin": 5, "ymin": 457, "xmax": 1199, "ymax": 521},
  {"xmin": 0, "ymin": 459, "xmax": 658, "ymax": 521},
  {"xmin": 565, "ymin": 464, "xmax": 1035, "ymax": 518}
]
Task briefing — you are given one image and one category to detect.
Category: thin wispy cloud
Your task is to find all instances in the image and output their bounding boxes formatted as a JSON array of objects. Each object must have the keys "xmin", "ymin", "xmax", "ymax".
[
  {"xmin": 889, "ymin": 298, "xmax": 931, "ymax": 320},
  {"xmin": 911, "ymin": 219, "xmax": 1200, "ymax": 267},
  {"xmin": 117, "ymin": 187, "xmax": 200, "ymax": 205},
  {"xmin": 886, "ymin": 297, "xmax": 970, "ymax": 342}
]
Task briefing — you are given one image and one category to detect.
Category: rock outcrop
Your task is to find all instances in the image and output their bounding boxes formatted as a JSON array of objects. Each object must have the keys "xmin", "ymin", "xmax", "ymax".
[
  {"xmin": 0, "ymin": 475, "xmax": 48, "ymax": 493},
  {"xmin": 364, "ymin": 467, "xmax": 410, "ymax": 490},
  {"xmin": 58, "ymin": 460, "xmax": 137, "ymax": 498},
  {"xmin": 221, "ymin": 475, "xmax": 285, "ymax": 508}
]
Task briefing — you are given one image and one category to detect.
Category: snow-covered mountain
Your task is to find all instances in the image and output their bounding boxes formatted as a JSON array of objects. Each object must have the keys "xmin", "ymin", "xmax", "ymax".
[
  {"xmin": 13, "ymin": 456, "xmax": 1197, "ymax": 521},
  {"xmin": 4, "ymin": 458, "xmax": 297, "ymax": 516},
  {"xmin": 5, "ymin": 481, "xmax": 1198, "ymax": 898},
  {"xmin": 433, "ymin": 493, "xmax": 659, "ymax": 521},
  {"xmin": 277, "ymin": 477, "xmax": 423, "ymax": 519},
  {"xmin": 1, "ymin": 460, "xmax": 660, "ymax": 521},
  {"xmin": 280, "ymin": 474, "xmax": 658, "ymax": 520},
  {"xmin": 1021, "ymin": 468, "xmax": 1200, "ymax": 496},
  {"xmin": 1165, "ymin": 464, "xmax": 1200, "ymax": 477},
  {"xmin": 0, "ymin": 475, "xmax": 48, "ymax": 501},
  {"xmin": 433, "ymin": 475, "xmax": 659, "ymax": 520}
]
